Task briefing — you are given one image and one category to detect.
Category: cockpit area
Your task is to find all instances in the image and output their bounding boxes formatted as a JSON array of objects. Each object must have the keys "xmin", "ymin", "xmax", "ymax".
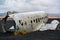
[{"xmin": 0, "ymin": 17, "xmax": 16, "ymax": 32}]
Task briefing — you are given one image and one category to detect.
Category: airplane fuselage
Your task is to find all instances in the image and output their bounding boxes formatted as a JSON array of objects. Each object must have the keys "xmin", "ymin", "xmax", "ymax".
[{"xmin": 9, "ymin": 11, "xmax": 48, "ymax": 32}]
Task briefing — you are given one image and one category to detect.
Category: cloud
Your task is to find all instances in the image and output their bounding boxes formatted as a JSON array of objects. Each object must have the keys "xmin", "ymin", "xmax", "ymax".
[{"xmin": 0, "ymin": 0, "xmax": 59, "ymax": 14}]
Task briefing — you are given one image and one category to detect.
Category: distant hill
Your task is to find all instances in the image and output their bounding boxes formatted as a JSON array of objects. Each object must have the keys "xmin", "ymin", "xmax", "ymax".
[
  {"xmin": 48, "ymin": 14, "xmax": 60, "ymax": 18},
  {"xmin": 0, "ymin": 13, "xmax": 6, "ymax": 16}
]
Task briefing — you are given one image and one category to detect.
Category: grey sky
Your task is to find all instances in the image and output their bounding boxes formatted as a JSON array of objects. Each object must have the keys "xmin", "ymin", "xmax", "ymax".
[{"xmin": 0, "ymin": 0, "xmax": 60, "ymax": 14}]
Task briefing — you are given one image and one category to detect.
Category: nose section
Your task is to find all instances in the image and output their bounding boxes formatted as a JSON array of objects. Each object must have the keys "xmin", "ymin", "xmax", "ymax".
[{"xmin": 1, "ymin": 15, "xmax": 16, "ymax": 32}]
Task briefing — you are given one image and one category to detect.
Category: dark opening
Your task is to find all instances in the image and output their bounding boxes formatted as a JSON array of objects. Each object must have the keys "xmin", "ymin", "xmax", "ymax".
[
  {"xmin": 31, "ymin": 20, "xmax": 32, "ymax": 23},
  {"xmin": 36, "ymin": 19, "xmax": 38, "ymax": 23},
  {"xmin": 33, "ymin": 20, "xmax": 35, "ymax": 23},
  {"xmin": 21, "ymin": 22, "xmax": 23, "ymax": 26},
  {"xmin": 38, "ymin": 18, "xmax": 40, "ymax": 22},
  {"xmin": 19, "ymin": 20, "xmax": 21, "ymax": 24}
]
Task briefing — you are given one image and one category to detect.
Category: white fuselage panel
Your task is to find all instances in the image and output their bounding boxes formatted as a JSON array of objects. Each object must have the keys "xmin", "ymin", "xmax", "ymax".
[{"xmin": 9, "ymin": 11, "xmax": 48, "ymax": 32}]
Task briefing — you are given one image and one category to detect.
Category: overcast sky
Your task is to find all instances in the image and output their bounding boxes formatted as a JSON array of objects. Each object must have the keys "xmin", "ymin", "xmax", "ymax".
[{"xmin": 0, "ymin": 0, "xmax": 60, "ymax": 14}]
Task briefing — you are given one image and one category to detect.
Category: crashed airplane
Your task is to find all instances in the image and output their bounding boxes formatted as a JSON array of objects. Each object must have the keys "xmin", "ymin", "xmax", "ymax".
[{"xmin": 1, "ymin": 11, "xmax": 60, "ymax": 35}]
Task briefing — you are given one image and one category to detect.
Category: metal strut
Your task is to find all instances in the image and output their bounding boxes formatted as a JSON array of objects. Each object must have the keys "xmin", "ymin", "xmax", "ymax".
[{"xmin": 1, "ymin": 12, "xmax": 9, "ymax": 33}]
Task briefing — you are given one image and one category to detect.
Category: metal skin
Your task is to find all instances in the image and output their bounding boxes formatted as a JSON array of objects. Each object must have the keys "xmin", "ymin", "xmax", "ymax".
[{"xmin": 1, "ymin": 11, "xmax": 48, "ymax": 35}]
